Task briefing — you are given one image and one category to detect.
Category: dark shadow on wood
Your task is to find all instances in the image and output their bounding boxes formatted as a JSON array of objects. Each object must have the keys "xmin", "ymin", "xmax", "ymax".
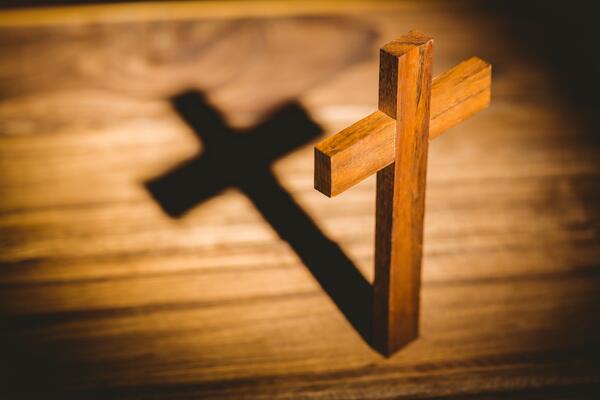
[{"xmin": 145, "ymin": 91, "xmax": 375, "ymax": 352}]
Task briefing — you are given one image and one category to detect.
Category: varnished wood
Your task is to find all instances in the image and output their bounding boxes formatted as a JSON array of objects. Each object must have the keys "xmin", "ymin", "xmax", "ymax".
[
  {"xmin": 315, "ymin": 32, "xmax": 489, "ymax": 356},
  {"xmin": 1, "ymin": 2, "xmax": 599, "ymax": 398},
  {"xmin": 315, "ymin": 57, "xmax": 491, "ymax": 197},
  {"xmin": 373, "ymin": 31, "xmax": 434, "ymax": 355},
  {"xmin": 0, "ymin": 1, "xmax": 412, "ymax": 27}
]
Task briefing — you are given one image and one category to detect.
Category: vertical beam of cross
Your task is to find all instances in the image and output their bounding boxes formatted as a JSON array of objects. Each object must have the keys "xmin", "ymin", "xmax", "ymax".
[
  {"xmin": 314, "ymin": 31, "xmax": 491, "ymax": 356},
  {"xmin": 373, "ymin": 32, "xmax": 433, "ymax": 355}
]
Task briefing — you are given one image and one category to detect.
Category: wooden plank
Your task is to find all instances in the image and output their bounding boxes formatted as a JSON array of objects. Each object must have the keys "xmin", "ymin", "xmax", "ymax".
[
  {"xmin": 0, "ymin": 1, "xmax": 413, "ymax": 27},
  {"xmin": 372, "ymin": 31, "xmax": 433, "ymax": 355},
  {"xmin": 1, "ymin": 2, "xmax": 599, "ymax": 398},
  {"xmin": 315, "ymin": 57, "xmax": 491, "ymax": 197}
]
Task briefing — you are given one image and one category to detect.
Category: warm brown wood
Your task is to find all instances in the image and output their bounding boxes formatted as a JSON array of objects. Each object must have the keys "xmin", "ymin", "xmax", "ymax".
[
  {"xmin": 1, "ymin": 2, "xmax": 600, "ymax": 399},
  {"xmin": 315, "ymin": 32, "xmax": 489, "ymax": 356},
  {"xmin": 428, "ymin": 57, "xmax": 491, "ymax": 140},
  {"xmin": 315, "ymin": 57, "xmax": 491, "ymax": 197},
  {"xmin": 372, "ymin": 31, "xmax": 434, "ymax": 355},
  {"xmin": 0, "ymin": 1, "xmax": 413, "ymax": 27}
]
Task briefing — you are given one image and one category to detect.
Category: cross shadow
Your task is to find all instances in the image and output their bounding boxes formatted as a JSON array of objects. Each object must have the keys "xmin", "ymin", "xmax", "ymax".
[{"xmin": 145, "ymin": 91, "xmax": 375, "ymax": 351}]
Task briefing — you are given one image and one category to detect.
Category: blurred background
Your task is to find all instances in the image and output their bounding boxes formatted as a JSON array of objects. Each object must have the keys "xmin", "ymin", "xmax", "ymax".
[{"xmin": 0, "ymin": 1, "xmax": 599, "ymax": 399}]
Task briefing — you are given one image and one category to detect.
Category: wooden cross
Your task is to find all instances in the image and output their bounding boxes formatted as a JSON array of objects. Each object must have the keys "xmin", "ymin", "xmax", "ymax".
[{"xmin": 314, "ymin": 31, "xmax": 492, "ymax": 356}]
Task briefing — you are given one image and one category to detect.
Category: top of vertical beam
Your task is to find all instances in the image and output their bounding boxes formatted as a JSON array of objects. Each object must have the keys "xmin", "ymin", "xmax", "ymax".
[{"xmin": 378, "ymin": 31, "xmax": 433, "ymax": 120}]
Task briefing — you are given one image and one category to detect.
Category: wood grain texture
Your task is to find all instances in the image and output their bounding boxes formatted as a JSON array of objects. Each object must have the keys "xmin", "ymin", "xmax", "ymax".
[
  {"xmin": 315, "ymin": 57, "xmax": 491, "ymax": 197},
  {"xmin": 373, "ymin": 31, "xmax": 434, "ymax": 355},
  {"xmin": 0, "ymin": 1, "xmax": 415, "ymax": 27},
  {"xmin": 1, "ymin": 2, "xmax": 600, "ymax": 399}
]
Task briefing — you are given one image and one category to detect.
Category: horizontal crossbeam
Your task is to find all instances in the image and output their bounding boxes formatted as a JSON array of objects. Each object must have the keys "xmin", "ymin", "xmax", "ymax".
[{"xmin": 315, "ymin": 57, "xmax": 491, "ymax": 197}]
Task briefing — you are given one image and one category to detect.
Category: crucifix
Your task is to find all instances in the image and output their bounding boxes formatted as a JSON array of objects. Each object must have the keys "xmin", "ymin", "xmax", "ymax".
[{"xmin": 314, "ymin": 31, "xmax": 492, "ymax": 356}]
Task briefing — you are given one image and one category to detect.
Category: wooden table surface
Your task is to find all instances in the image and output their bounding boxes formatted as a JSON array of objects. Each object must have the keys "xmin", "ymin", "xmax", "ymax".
[{"xmin": 1, "ymin": 2, "xmax": 599, "ymax": 398}]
